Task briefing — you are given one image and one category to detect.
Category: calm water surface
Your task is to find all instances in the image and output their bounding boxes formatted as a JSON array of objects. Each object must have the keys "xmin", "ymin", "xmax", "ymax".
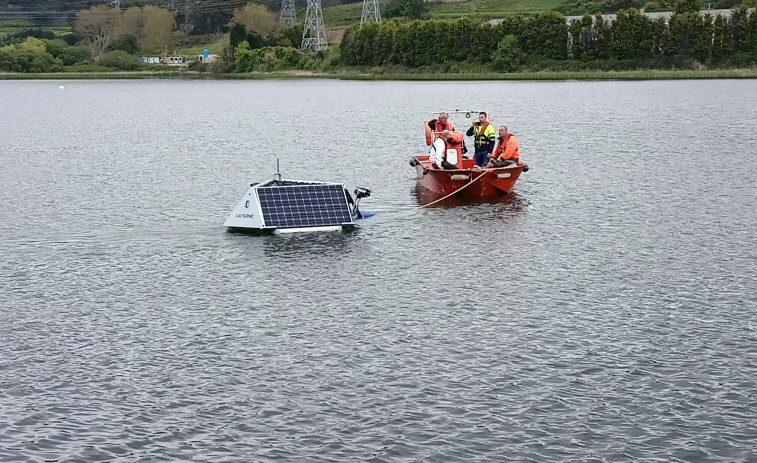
[{"xmin": 1, "ymin": 79, "xmax": 756, "ymax": 462}]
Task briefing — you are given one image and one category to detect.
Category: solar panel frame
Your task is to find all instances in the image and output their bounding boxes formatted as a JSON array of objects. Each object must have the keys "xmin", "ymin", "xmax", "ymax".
[{"xmin": 256, "ymin": 183, "xmax": 355, "ymax": 229}]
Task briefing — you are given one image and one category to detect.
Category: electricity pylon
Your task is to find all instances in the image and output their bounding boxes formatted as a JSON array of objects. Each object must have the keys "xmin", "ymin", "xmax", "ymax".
[
  {"xmin": 280, "ymin": 0, "xmax": 296, "ymax": 25},
  {"xmin": 301, "ymin": 0, "xmax": 327, "ymax": 52},
  {"xmin": 360, "ymin": 0, "xmax": 381, "ymax": 25}
]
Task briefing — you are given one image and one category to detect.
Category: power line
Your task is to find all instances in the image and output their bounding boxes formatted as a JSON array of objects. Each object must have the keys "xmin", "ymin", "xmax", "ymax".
[{"xmin": 0, "ymin": 0, "xmax": 284, "ymax": 19}]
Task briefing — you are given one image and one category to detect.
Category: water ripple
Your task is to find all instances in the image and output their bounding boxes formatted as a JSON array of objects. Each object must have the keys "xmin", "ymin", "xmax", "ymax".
[{"xmin": 1, "ymin": 79, "xmax": 756, "ymax": 462}]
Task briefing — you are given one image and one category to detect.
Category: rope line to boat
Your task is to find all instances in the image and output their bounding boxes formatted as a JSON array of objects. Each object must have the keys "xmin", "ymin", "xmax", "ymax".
[{"xmin": 419, "ymin": 171, "xmax": 488, "ymax": 208}]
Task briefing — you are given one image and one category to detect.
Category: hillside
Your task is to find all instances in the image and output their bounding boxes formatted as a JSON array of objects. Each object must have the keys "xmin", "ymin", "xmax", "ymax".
[
  {"xmin": 320, "ymin": 0, "xmax": 750, "ymax": 28},
  {"xmin": 321, "ymin": 0, "xmax": 567, "ymax": 27},
  {"xmin": 3, "ymin": 0, "xmax": 749, "ymax": 33},
  {"xmin": 1, "ymin": 0, "xmax": 571, "ymax": 29}
]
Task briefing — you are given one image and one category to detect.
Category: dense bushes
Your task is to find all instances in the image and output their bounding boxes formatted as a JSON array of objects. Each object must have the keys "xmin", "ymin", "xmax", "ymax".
[
  {"xmin": 0, "ymin": 37, "xmax": 63, "ymax": 72},
  {"xmin": 98, "ymin": 50, "xmax": 141, "ymax": 70},
  {"xmin": 559, "ymin": 0, "xmax": 743, "ymax": 16},
  {"xmin": 112, "ymin": 34, "xmax": 140, "ymax": 55},
  {"xmin": 340, "ymin": 15, "xmax": 570, "ymax": 67},
  {"xmin": 43, "ymin": 38, "xmax": 92, "ymax": 65},
  {"xmin": 340, "ymin": 7, "xmax": 757, "ymax": 70},
  {"xmin": 0, "ymin": 48, "xmax": 63, "ymax": 72},
  {"xmin": 235, "ymin": 42, "xmax": 316, "ymax": 72},
  {"xmin": 0, "ymin": 28, "xmax": 56, "ymax": 47},
  {"xmin": 56, "ymin": 46, "xmax": 92, "ymax": 65},
  {"xmin": 0, "ymin": 34, "xmax": 100, "ymax": 72},
  {"xmin": 490, "ymin": 35, "xmax": 525, "ymax": 72}
]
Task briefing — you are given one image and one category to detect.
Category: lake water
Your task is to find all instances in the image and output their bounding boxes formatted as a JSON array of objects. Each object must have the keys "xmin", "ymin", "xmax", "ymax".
[{"xmin": 1, "ymin": 79, "xmax": 756, "ymax": 462}]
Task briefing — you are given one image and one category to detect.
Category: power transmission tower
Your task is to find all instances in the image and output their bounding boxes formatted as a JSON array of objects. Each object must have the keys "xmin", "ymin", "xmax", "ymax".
[
  {"xmin": 360, "ymin": 0, "xmax": 381, "ymax": 25},
  {"xmin": 280, "ymin": 0, "xmax": 296, "ymax": 25},
  {"xmin": 301, "ymin": 0, "xmax": 327, "ymax": 52}
]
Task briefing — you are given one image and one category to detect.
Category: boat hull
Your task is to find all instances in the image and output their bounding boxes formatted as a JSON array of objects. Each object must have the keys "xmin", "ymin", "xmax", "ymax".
[{"xmin": 413, "ymin": 156, "xmax": 525, "ymax": 198}]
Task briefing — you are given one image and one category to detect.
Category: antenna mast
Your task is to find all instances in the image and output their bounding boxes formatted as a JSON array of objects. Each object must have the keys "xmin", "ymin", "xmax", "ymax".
[
  {"xmin": 360, "ymin": 0, "xmax": 381, "ymax": 25},
  {"xmin": 275, "ymin": 158, "xmax": 282, "ymax": 182},
  {"xmin": 301, "ymin": 0, "xmax": 327, "ymax": 52},
  {"xmin": 280, "ymin": 0, "xmax": 296, "ymax": 25}
]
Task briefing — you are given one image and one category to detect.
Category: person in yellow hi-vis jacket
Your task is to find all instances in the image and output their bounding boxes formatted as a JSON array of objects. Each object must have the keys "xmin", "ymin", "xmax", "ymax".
[{"xmin": 466, "ymin": 111, "xmax": 496, "ymax": 167}]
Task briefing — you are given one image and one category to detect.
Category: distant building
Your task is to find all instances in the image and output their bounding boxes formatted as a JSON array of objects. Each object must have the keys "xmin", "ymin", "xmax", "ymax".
[
  {"xmin": 139, "ymin": 56, "xmax": 187, "ymax": 65},
  {"xmin": 198, "ymin": 54, "xmax": 221, "ymax": 63},
  {"xmin": 161, "ymin": 56, "xmax": 185, "ymax": 65}
]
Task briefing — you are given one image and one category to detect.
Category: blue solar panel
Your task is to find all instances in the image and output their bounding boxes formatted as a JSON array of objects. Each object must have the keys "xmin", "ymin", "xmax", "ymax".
[{"xmin": 257, "ymin": 184, "xmax": 354, "ymax": 228}]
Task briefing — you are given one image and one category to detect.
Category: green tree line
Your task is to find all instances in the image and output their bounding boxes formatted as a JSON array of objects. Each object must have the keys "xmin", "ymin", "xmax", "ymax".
[{"xmin": 340, "ymin": 7, "xmax": 757, "ymax": 70}]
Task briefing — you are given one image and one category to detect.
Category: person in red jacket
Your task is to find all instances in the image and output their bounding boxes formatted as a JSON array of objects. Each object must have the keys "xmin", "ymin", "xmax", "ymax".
[{"xmin": 487, "ymin": 125, "xmax": 519, "ymax": 167}]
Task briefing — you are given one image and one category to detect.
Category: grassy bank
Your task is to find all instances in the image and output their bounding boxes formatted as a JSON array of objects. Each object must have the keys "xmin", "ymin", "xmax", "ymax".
[
  {"xmin": 3, "ymin": 68, "xmax": 757, "ymax": 80},
  {"xmin": 345, "ymin": 68, "xmax": 757, "ymax": 79},
  {"xmin": 427, "ymin": 0, "xmax": 564, "ymax": 18}
]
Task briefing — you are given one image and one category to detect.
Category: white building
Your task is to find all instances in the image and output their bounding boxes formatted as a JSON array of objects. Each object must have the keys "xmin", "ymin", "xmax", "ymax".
[{"xmin": 198, "ymin": 54, "xmax": 221, "ymax": 63}]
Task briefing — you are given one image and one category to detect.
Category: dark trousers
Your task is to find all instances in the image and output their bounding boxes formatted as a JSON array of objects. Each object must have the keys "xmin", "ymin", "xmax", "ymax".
[
  {"xmin": 474, "ymin": 149, "xmax": 489, "ymax": 166},
  {"xmin": 489, "ymin": 158, "xmax": 517, "ymax": 168}
]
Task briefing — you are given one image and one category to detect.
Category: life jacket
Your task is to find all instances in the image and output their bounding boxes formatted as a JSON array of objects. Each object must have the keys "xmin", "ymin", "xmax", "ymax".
[
  {"xmin": 425, "ymin": 119, "xmax": 455, "ymax": 145},
  {"xmin": 434, "ymin": 120, "xmax": 454, "ymax": 132},
  {"xmin": 444, "ymin": 132, "xmax": 464, "ymax": 167},
  {"xmin": 472, "ymin": 121, "xmax": 493, "ymax": 149},
  {"xmin": 474, "ymin": 121, "xmax": 490, "ymax": 137},
  {"xmin": 446, "ymin": 131, "xmax": 463, "ymax": 145},
  {"xmin": 493, "ymin": 133, "xmax": 519, "ymax": 160}
]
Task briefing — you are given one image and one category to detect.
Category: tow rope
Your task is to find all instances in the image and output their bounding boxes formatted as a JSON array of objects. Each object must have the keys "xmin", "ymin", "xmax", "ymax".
[{"xmin": 420, "ymin": 171, "xmax": 488, "ymax": 208}]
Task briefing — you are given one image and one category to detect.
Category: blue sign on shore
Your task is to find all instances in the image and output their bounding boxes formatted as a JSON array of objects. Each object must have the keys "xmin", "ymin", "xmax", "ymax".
[{"xmin": 203, "ymin": 49, "xmax": 209, "ymax": 59}]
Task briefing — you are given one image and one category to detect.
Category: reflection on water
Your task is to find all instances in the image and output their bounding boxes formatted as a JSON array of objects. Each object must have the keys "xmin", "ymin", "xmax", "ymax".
[
  {"xmin": 258, "ymin": 229, "xmax": 363, "ymax": 258},
  {"xmin": 223, "ymin": 226, "xmax": 364, "ymax": 260}
]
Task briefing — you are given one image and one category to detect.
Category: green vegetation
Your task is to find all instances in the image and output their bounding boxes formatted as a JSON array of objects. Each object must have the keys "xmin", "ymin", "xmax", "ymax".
[
  {"xmin": 3, "ymin": 0, "xmax": 757, "ymax": 78},
  {"xmin": 428, "ymin": 0, "xmax": 565, "ymax": 18},
  {"xmin": 0, "ymin": 36, "xmax": 62, "ymax": 72},
  {"xmin": 177, "ymin": 42, "xmax": 225, "ymax": 56},
  {"xmin": 98, "ymin": 50, "xmax": 141, "ymax": 70},
  {"xmin": 330, "ymin": 68, "xmax": 757, "ymax": 78},
  {"xmin": 235, "ymin": 43, "xmax": 316, "ymax": 71},
  {"xmin": 175, "ymin": 35, "xmax": 227, "ymax": 57},
  {"xmin": 319, "ymin": 0, "xmax": 566, "ymax": 26},
  {"xmin": 0, "ymin": 18, "xmax": 33, "ymax": 34},
  {"xmin": 321, "ymin": 3, "xmax": 366, "ymax": 28},
  {"xmin": 339, "ymin": 7, "xmax": 757, "ymax": 70}
]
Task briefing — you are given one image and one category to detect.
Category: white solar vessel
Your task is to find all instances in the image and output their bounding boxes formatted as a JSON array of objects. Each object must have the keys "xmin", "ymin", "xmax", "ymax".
[{"xmin": 224, "ymin": 164, "xmax": 371, "ymax": 234}]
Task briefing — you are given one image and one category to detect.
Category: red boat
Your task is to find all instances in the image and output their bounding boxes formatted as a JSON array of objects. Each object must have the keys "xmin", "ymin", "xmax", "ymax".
[{"xmin": 411, "ymin": 113, "xmax": 527, "ymax": 200}]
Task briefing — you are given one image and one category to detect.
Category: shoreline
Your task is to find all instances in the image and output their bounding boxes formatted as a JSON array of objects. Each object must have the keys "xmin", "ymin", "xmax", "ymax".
[{"xmin": 2, "ymin": 68, "xmax": 757, "ymax": 81}]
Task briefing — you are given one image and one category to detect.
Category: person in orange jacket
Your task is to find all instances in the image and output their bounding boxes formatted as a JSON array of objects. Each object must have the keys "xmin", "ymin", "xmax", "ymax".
[
  {"xmin": 427, "ymin": 112, "xmax": 455, "ymax": 134},
  {"xmin": 487, "ymin": 125, "xmax": 519, "ymax": 167}
]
